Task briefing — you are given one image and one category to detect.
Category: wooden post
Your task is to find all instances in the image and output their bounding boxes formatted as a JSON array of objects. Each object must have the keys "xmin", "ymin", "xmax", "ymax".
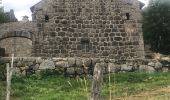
[
  {"xmin": 6, "ymin": 54, "xmax": 14, "ymax": 100},
  {"xmin": 6, "ymin": 63, "xmax": 10, "ymax": 100},
  {"xmin": 90, "ymin": 63, "xmax": 103, "ymax": 100}
]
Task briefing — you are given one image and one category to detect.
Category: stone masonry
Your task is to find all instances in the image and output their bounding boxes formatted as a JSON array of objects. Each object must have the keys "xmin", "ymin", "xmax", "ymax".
[
  {"xmin": 31, "ymin": 0, "xmax": 145, "ymax": 60},
  {"xmin": 0, "ymin": 0, "xmax": 145, "ymax": 60}
]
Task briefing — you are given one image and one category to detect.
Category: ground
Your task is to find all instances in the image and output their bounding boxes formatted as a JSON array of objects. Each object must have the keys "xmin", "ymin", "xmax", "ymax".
[{"xmin": 1, "ymin": 71, "xmax": 170, "ymax": 100}]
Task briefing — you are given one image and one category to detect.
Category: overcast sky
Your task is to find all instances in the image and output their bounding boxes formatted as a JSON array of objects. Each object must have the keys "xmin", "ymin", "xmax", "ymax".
[{"xmin": 2, "ymin": 0, "xmax": 148, "ymax": 21}]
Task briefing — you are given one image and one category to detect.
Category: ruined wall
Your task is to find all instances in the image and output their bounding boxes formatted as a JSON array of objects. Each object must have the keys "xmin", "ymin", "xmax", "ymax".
[
  {"xmin": 0, "ymin": 22, "xmax": 37, "ymax": 57},
  {"xmin": 32, "ymin": 0, "xmax": 145, "ymax": 60},
  {"xmin": 0, "ymin": 37, "xmax": 32, "ymax": 57}
]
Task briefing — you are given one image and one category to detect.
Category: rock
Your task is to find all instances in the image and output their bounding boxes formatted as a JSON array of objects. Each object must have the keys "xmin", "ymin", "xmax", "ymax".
[
  {"xmin": 121, "ymin": 64, "xmax": 133, "ymax": 71},
  {"xmin": 82, "ymin": 58, "xmax": 92, "ymax": 67},
  {"xmin": 65, "ymin": 67, "xmax": 75, "ymax": 75},
  {"xmin": 33, "ymin": 64, "xmax": 39, "ymax": 71},
  {"xmin": 75, "ymin": 68, "xmax": 84, "ymax": 75},
  {"xmin": 39, "ymin": 60, "xmax": 55, "ymax": 69},
  {"xmin": 154, "ymin": 62, "xmax": 162, "ymax": 70},
  {"xmin": 13, "ymin": 67, "xmax": 21, "ymax": 75},
  {"xmin": 139, "ymin": 65, "xmax": 156, "ymax": 73},
  {"xmin": 36, "ymin": 58, "xmax": 43, "ymax": 64},
  {"xmin": 68, "ymin": 58, "xmax": 76, "ymax": 67},
  {"xmin": 101, "ymin": 63, "xmax": 108, "ymax": 73},
  {"xmin": 160, "ymin": 60, "xmax": 170, "ymax": 67},
  {"xmin": 107, "ymin": 63, "xmax": 121, "ymax": 73},
  {"xmin": 162, "ymin": 67, "xmax": 169, "ymax": 73},
  {"xmin": 91, "ymin": 58, "xmax": 100, "ymax": 66},
  {"xmin": 17, "ymin": 61, "xmax": 24, "ymax": 67},
  {"xmin": 148, "ymin": 62, "xmax": 155, "ymax": 67},
  {"xmin": 76, "ymin": 59, "xmax": 83, "ymax": 67},
  {"xmin": 27, "ymin": 62, "xmax": 33, "ymax": 66},
  {"xmin": 55, "ymin": 61, "xmax": 69, "ymax": 68}
]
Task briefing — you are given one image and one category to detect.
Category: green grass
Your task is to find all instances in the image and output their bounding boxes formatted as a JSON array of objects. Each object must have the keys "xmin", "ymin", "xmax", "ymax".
[{"xmin": 1, "ymin": 72, "xmax": 170, "ymax": 100}]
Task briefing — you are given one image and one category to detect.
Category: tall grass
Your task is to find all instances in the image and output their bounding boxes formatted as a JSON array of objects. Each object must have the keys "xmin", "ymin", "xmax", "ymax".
[{"xmin": 0, "ymin": 71, "xmax": 170, "ymax": 100}]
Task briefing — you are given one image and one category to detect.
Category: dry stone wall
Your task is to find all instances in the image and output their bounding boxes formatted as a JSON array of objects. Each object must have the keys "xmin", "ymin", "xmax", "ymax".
[
  {"xmin": 32, "ymin": 0, "xmax": 145, "ymax": 60},
  {"xmin": 1, "ymin": 57, "xmax": 170, "ymax": 76}
]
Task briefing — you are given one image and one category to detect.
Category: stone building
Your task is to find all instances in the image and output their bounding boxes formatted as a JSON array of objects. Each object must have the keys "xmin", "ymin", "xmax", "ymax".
[{"xmin": 0, "ymin": 0, "xmax": 145, "ymax": 60}]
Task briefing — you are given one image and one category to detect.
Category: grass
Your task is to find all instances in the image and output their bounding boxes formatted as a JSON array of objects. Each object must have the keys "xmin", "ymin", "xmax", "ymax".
[{"xmin": 1, "ymin": 71, "xmax": 170, "ymax": 100}]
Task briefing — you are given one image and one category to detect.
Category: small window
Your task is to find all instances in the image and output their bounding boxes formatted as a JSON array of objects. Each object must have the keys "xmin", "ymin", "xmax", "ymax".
[
  {"xmin": 126, "ymin": 13, "xmax": 130, "ymax": 20},
  {"xmin": 45, "ymin": 15, "xmax": 49, "ymax": 22}
]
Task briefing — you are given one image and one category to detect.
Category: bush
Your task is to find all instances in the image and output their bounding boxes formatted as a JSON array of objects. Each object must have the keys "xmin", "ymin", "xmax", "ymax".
[{"xmin": 0, "ymin": 61, "xmax": 6, "ymax": 81}]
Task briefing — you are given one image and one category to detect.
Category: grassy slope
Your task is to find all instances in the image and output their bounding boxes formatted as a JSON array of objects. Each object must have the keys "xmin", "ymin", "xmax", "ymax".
[{"xmin": 1, "ymin": 72, "xmax": 170, "ymax": 100}]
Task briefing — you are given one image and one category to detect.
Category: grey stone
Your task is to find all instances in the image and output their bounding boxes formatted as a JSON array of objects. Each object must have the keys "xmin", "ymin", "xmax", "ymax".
[
  {"xmin": 107, "ymin": 63, "xmax": 121, "ymax": 73},
  {"xmin": 139, "ymin": 65, "xmax": 156, "ymax": 73},
  {"xmin": 36, "ymin": 58, "xmax": 43, "ymax": 64},
  {"xmin": 66, "ymin": 67, "xmax": 75, "ymax": 75},
  {"xmin": 154, "ymin": 62, "xmax": 163, "ymax": 70},
  {"xmin": 91, "ymin": 58, "xmax": 100, "ymax": 66},
  {"xmin": 55, "ymin": 61, "xmax": 69, "ymax": 68},
  {"xmin": 162, "ymin": 67, "xmax": 169, "ymax": 73},
  {"xmin": 33, "ymin": 64, "xmax": 39, "ymax": 71},
  {"xmin": 39, "ymin": 60, "xmax": 55, "ymax": 69},
  {"xmin": 68, "ymin": 58, "xmax": 76, "ymax": 67},
  {"xmin": 27, "ymin": 62, "xmax": 33, "ymax": 66},
  {"xmin": 76, "ymin": 59, "xmax": 83, "ymax": 67},
  {"xmin": 121, "ymin": 64, "xmax": 133, "ymax": 71},
  {"xmin": 75, "ymin": 68, "xmax": 84, "ymax": 75},
  {"xmin": 148, "ymin": 62, "xmax": 155, "ymax": 67},
  {"xmin": 82, "ymin": 58, "xmax": 92, "ymax": 67}
]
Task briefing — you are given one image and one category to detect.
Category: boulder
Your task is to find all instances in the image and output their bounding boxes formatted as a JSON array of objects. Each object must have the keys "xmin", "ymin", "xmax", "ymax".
[
  {"xmin": 75, "ymin": 68, "xmax": 84, "ymax": 75},
  {"xmin": 55, "ymin": 61, "xmax": 69, "ymax": 68},
  {"xmin": 65, "ymin": 67, "xmax": 75, "ymax": 75},
  {"xmin": 76, "ymin": 59, "xmax": 83, "ymax": 67},
  {"xmin": 39, "ymin": 60, "xmax": 55, "ymax": 69},
  {"xmin": 33, "ymin": 64, "xmax": 39, "ymax": 71},
  {"xmin": 68, "ymin": 58, "xmax": 76, "ymax": 67},
  {"xmin": 82, "ymin": 58, "xmax": 92, "ymax": 67},
  {"xmin": 36, "ymin": 58, "xmax": 43, "ymax": 64},
  {"xmin": 154, "ymin": 62, "xmax": 163, "ymax": 70},
  {"xmin": 107, "ymin": 63, "xmax": 121, "ymax": 73},
  {"xmin": 162, "ymin": 67, "xmax": 169, "ymax": 73},
  {"xmin": 121, "ymin": 64, "xmax": 133, "ymax": 72},
  {"xmin": 91, "ymin": 58, "xmax": 100, "ymax": 66},
  {"xmin": 139, "ymin": 65, "xmax": 156, "ymax": 73},
  {"xmin": 148, "ymin": 62, "xmax": 155, "ymax": 67}
]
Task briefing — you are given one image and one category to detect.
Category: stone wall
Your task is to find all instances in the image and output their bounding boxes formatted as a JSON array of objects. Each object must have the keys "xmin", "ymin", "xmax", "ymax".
[
  {"xmin": 0, "ymin": 37, "xmax": 32, "ymax": 57},
  {"xmin": 32, "ymin": 0, "xmax": 145, "ymax": 60},
  {"xmin": 1, "ymin": 57, "xmax": 169, "ymax": 76},
  {"xmin": 0, "ymin": 22, "xmax": 37, "ymax": 57}
]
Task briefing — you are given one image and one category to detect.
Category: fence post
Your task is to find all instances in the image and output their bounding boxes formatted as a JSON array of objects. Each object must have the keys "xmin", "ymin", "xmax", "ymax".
[
  {"xmin": 6, "ymin": 63, "xmax": 10, "ymax": 100},
  {"xmin": 6, "ymin": 54, "xmax": 14, "ymax": 100},
  {"xmin": 90, "ymin": 63, "xmax": 103, "ymax": 100}
]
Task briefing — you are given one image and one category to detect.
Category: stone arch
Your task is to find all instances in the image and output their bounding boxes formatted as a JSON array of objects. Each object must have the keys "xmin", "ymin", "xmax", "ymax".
[{"xmin": 0, "ymin": 31, "xmax": 33, "ymax": 57}]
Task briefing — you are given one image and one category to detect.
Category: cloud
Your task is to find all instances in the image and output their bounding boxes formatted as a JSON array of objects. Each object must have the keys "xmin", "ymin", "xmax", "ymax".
[
  {"xmin": 2, "ymin": 0, "xmax": 148, "ymax": 21},
  {"xmin": 3, "ymin": 0, "xmax": 41, "ymax": 20}
]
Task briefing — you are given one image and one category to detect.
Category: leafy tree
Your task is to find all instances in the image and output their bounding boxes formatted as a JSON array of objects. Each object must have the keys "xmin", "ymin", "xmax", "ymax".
[
  {"xmin": 0, "ymin": 8, "xmax": 17, "ymax": 23},
  {"xmin": 142, "ymin": 0, "xmax": 170, "ymax": 54}
]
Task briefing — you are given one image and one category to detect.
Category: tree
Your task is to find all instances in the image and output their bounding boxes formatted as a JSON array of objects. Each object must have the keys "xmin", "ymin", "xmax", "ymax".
[
  {"xmin": 142, "ymin": 0, "xmax": 170, "ymax": 54},
  {"xmin": 0, "ymin": 10, "xmax": 9, "ymax": 23},
  {"xmin": 0, "ymin": 8, "xmax": 17, "ymax": 23}
]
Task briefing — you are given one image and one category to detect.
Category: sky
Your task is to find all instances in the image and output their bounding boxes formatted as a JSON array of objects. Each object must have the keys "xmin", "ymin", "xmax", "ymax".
[{"xmin": 1, "ymin": 0, "xmax": 148, "ymax": 21}]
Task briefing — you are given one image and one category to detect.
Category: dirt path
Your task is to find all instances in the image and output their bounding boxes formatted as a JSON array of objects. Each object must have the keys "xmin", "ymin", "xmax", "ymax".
[{"xmin": 116, "ymin": 86, "xmax": 170, "ymax": 100}]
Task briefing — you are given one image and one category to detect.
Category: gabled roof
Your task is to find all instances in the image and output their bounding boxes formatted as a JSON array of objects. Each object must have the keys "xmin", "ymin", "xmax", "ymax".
[{"xmin": 30, "ymin": 0, "xmax": 43, "ymax": 13}]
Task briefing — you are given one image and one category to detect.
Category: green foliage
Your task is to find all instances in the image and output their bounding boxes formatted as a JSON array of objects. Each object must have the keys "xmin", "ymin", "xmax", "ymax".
[
  {"xmin": 1, "ymin": 72, "xmax": 170, "ymax": 99},
  {"xmin": 142, "ymin": 0, "xmax": 170, "ymax": 54},
  {"xmin": 0, "ymin": 10, "xmax": 10, "ymax": 23},
  {"xmin": 0, "ymin": 60, "xmax": 6, "ymax": 81}
]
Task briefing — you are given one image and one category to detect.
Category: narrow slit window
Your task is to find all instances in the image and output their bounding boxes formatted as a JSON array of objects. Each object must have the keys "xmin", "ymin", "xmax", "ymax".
[
  {"xmin": 45, "ymin": 15, "xmax": 49, "ymax": 22},
  {"xmin": 126, "ymin": 13, "xmax": 130, "ymax": 20}
]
